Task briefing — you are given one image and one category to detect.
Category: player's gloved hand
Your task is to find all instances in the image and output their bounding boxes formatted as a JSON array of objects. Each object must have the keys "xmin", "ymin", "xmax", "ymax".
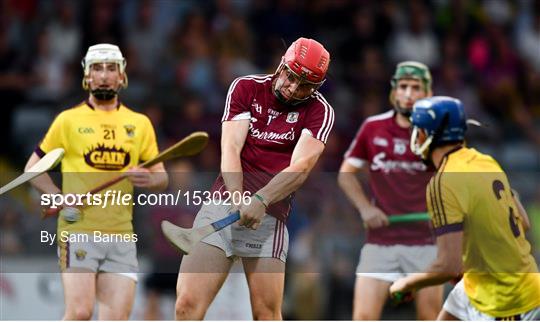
[
  {"xmin": 360, "ymin": 205, "xmax": 389, "ymax": 229},
  {"xmin": 238, "ymin": 194, "xmax": 267, "ymax": 230},
  {"xmin": 389, "ymin": 278, "xmax": 414, "ymax": 305},
  {"xmin": 41, "ymin": 205, "xmax": 62, "ymax": 219},
  {"xmin": 60, "ymin": 206, "xmax": 83, "ymax": 223}
]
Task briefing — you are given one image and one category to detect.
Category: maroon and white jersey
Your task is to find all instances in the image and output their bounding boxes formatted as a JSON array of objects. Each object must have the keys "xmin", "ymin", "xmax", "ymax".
[
  {"xmin": 213, "ymin": 74, "xmax": 334, "ymax": 222},
  {"xmin": 344, "ymin": 110, "xmax": 434, "ymax": 245}
]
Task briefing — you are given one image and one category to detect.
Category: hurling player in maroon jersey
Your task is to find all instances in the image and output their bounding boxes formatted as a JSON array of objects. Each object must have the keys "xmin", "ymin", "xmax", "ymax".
[
  {"xmin": 338, "ymin": 62, "xmax": 443, "ymax": 320},
  {"xmin": 173, "ymin": 38, "xmax": 334, "ymax": 320}
]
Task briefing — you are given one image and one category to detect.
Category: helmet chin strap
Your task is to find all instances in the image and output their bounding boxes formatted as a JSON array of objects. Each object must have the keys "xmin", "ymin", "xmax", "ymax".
[
  {"xmin": 91, "ymin": 88, "xmax": 118, "ymax": 101},
  {"xmin": 410, "ymin": 127, "xmax": 433, "ymax": 160},
  {"xmin": 272, "ymin": 74, "xmax": 308, "ymax": 106},
  {"xmin": 420, "ymin": 151, "xmax": 435, "ymax": 168},
  {"xmin": 394, "ymin": 101, "xmax": 412, "ymax": 117},
  {"xmin": 273, "ymin": 89, "xmax": 290, "ymax": 105},
  {"xmin": 413, "ymin": 131, "xmax": 435, "ymax": 168}
]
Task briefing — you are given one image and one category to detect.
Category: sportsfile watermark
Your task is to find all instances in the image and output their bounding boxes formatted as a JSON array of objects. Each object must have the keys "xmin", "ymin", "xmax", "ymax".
[
  {"xmin": 41, "ymin": 190, "xmax": 253, "ymax": 208},
  {"xmin": 2, "ymin": 171, "xmax": 538, "ymax": 274}
]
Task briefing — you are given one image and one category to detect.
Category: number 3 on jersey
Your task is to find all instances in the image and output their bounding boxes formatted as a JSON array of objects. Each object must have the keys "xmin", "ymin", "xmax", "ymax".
[{"xmin": 492, "ymin": 180, "xmax": 521, "ymax": 238}]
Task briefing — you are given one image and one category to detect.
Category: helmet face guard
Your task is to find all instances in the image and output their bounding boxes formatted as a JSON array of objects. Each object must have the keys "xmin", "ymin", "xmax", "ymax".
[
  {"xmin": 410, "ymin": 96, "xmax": 467, "ymax": 160},
  {"xmin": 273, "ymin": 63, "xmax": 325, "ymax": 105},
  {"xmin": 81, "ymin": 44, "xmax": 128, "ymax": 97},
  {"xmin": 410, "ymin": 126, "xmax": 434, "ymax": 160},
  {"xmin": 273, "ymin": 37, "xmax": 330, "ymax": 105}
]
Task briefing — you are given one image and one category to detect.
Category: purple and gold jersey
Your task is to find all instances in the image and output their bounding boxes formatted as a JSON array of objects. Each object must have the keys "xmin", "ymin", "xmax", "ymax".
[
  {"xmin": 38, "ymin": 101, "xmax": 159, "ymax": 234},
  {"xmin": 427, "ymin": 147, "xmax": 540, "ymax": 317}
]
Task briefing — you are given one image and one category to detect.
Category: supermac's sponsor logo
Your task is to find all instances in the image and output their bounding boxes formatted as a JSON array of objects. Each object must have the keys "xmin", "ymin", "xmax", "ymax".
[
  {"xmin": 84, "ymin": 144, "xmax": 131, "ymax": 170},
  {"xmin": 371, "ymin": 152, "xmax": 426, "ymax": 174},
  {"xmin": 249, "ymin": 122, "xmax": 295, "ymax": 145},
  {"xmin": 78, "ymin": 127, "xmax": 95, "ymax": 134}
]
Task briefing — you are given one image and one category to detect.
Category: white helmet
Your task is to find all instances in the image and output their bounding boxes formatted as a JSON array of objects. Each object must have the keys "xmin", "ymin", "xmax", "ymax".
[{"xmin": 81, "ymin": 43, "xmax": 127, "ymax": 90}]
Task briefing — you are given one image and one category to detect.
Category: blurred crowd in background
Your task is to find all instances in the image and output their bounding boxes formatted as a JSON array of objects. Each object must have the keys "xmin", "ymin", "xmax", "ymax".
[{"xmin": 1, "ymin": 0, "xmax": 539, "ymax": 319}]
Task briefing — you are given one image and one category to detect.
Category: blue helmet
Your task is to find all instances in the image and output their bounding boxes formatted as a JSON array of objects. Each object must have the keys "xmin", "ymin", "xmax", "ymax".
[{"xmin": 410, "ymin": 96, "xmax": 467, "ymax": 158}]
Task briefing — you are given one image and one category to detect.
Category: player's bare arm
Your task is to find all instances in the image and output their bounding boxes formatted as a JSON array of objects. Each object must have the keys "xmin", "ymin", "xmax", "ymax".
[
  {"xmin": 126, "ymin": 162, "xmax": 168, "ymax": 191},
  {"xmin": 259, "ymin": 132, "xmax": 324, "ymax": 200},
  {"xmin": 25, "ymin": 151, "xmax": 81, "ymax": 224},
  {"xmin": 337, "ymin": 161, "xmax": 389, "ymax": 229},
  {"xmin": 25, "ymin": 152, "xmax": 61, "ymax": 195},
  {"xmin": 390, "ymin": 231, "xmax": 463, "ymax": 296},
  {"xmin": 240, "ymin": 133, "xmax": 324, "ymax": 229},
  {"xmin": 221, "ymin": 119, "xmax": 249, "ymax": 194}
]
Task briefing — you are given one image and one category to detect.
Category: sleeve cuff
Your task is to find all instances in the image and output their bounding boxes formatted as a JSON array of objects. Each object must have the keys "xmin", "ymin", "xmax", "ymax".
[
  {"xmin": 434, "ymin": 222, "xmax": 464, "ymax": 236},
  {"xmin": 345, "ymin": 157, "xmax": 366, "ymax": 169},
  {"xmin": 230, "ymin": 111, "xmax": 251, "ymax": 121},
  {"xmin": 35, "ymin": 146, "xmax": 46, "ymax": 157}
]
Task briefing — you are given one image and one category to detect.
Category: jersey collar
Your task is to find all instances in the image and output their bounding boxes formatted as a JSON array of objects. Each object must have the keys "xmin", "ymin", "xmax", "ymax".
[
  {"xmin": 441, "ymin": 145, "xmax": 465, "ymax": 164},
  {"xmin": 85, "ymin": 100, "xmax": 121, "ymax": 111}
]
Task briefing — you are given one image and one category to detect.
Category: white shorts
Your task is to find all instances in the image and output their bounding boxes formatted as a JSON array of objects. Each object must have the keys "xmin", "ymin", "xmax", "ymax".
[
  {"xmin": 444, "ymin": 280, "xmax": 540, "ymax": 320},
  {"xmin": 57, "ymin": 232, "xmax": 138, "ymax": 282},
  {"xmin": 194, "ymin": 203, "xmax": 289, "ymax": 262},
  {"xmin": 356, "ymin": 243, "xmax": 437, "ymax": 282}
]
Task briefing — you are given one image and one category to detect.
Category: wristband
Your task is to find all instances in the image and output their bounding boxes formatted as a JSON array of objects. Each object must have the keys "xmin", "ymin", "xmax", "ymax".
[{"xmin": 254, "ymin": 193, "xmax": 269, "ymax": 209}]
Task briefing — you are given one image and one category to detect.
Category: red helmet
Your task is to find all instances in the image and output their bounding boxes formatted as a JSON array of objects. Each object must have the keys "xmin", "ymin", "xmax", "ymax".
[
  {"xmin": 274, "ymin": 38, "xmax": 330, "ymax": 105},
  {"xmin": 281, "ymin": 37, "xmax": 330, "ymax": 83}
]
